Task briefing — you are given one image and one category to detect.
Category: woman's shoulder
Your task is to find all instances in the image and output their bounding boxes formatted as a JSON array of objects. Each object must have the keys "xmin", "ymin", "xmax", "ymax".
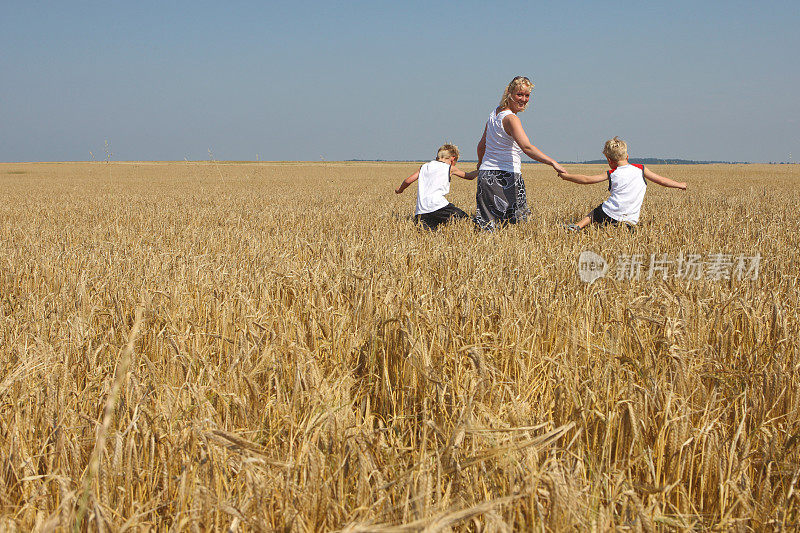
[{"xmin": 488, "ymin": 107, "xmax": 511, "ymax": 122}]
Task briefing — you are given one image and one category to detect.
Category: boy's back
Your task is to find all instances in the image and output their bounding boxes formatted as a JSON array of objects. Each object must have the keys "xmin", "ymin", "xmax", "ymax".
[
  {"xmin": 603, "ymin": 163, "xmax": 647, "ymax": 224},
  {"xmin": 395, "ymin": 143, "xmax": 474, "ymax": 230},
  {"xmin": 416, "ymin": 160, "xmax": 451, "ymax": 215}
]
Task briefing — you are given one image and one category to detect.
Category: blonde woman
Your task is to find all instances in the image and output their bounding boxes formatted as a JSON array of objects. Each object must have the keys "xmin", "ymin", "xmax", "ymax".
[{"xmin": 475, "ymin": 76, "xmax": 565, "ymax": 229}]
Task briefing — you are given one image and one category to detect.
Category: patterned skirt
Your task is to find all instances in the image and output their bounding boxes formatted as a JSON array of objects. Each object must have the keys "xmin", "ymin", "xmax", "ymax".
[{"xmin": 474, "ymin": 170, "xmax": 530, "ymax": 230}]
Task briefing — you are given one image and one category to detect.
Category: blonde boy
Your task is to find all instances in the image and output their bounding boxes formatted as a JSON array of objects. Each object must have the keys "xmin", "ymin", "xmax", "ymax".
[
  {"xmin": 558, "ymin": 137, "xmax": 687, "ymax": 230},
  {"xmin": 395, "ymin": 144, "xmax": 477, "ymax": 230}
]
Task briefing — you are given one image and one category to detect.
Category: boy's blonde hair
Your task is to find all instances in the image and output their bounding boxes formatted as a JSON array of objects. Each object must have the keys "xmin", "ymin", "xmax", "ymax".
[
  {"xmin": 436, "ymin": 143, "xmax": 460, "ymax": 161},
  {"xmin": 499, "ymin": 76, "xmax": 534, "ymax": 111},
  {"xmin": 603, "ymin": 136, "xmax": 628, "ymax": 161}
]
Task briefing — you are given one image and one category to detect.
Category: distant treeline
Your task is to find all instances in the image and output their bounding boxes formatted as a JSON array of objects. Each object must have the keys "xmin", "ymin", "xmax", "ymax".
[
  {"xmin": 562, "ymin": 158, "xmax": 748, "ymax": 165},
  {"xmin": 346, "ymin": 158, "xmax": 750, "ymax": 164}
]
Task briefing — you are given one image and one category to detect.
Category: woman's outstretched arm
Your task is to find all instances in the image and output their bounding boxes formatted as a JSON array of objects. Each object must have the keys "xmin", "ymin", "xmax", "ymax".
[{"xmin": 502, "ymin": 114, "xmax": 565, "ymax": 173}]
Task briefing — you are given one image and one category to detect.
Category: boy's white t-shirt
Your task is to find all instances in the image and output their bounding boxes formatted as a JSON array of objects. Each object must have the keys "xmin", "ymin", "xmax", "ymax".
[
  {"xmin": 416, "ymin": 160, "xmax": 451, "ymax": 215},
  {"xmin": 479, "ymin": 108, "xmax": 522, "ymax": 173},
  {"xmin": 602, "ymin": 163, "xmax": 647, "ymax": 224}
]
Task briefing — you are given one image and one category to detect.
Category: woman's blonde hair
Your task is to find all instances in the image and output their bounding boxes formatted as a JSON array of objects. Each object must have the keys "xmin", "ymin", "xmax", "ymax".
[
  {"xmin": 436, "ymin": 143, "xmax": 460, "ymax": 161},
  {"xmin": 499, "ymin": 76, "xmax": 534, "ymax": 111},
  {"xmin": 603, "ymin": 137, "xmax": 628, "ymax": 161}
]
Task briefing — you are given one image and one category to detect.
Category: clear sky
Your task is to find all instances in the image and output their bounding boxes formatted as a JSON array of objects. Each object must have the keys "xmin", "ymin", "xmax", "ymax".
[{"xmin": 2, "ymin": 1, "xmax": 798, "ymax": 163}]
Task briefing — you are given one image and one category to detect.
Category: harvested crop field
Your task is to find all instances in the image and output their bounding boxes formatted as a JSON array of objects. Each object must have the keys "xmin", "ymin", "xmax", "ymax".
[{"xmin": 1, "ymin": 161, "xmax": 799, "ymax": 530}]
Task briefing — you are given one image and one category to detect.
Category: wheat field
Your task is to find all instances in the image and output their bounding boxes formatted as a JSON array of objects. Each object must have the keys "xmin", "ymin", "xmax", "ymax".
[{"xmin": 0, "ymin": 161, "xmax": 798, "ymax": 531}]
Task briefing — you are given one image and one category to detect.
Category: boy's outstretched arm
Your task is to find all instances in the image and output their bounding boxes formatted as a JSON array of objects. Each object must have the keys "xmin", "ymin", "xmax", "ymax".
[
  {"xmin": 395, "ymin": 169, "xmax": 420, "ymax": 194},
  {"xmin": 643, "ymin": 167, "xmax": 687, "ymax": 190},
  {"xmin": 450, "ymin": 165, "xmax": 478, "ymax": 180},
  {"xmin": 558, "ymin": 170, "xmax": 608, "ymax": 185}
]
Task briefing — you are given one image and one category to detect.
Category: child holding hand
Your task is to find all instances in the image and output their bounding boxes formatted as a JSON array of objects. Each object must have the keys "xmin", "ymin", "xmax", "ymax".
[
  {"xmin": 396, "ymin": 143, "xmax": 477, "ymax": 230},
  {"xmin": 559, "ymin": 137, "xmax": 687, "ymax": 230}
]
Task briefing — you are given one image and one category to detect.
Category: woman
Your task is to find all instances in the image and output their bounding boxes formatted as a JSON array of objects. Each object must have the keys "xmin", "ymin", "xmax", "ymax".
[{"xmin": 475, "ymin": 76, "xmax": 565, "ymax": 230}]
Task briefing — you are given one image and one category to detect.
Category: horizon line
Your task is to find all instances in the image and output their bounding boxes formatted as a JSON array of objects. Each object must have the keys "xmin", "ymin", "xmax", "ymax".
[{"xmin": 2, "ymin": 159, "xmax": 796, "ymax": 165}]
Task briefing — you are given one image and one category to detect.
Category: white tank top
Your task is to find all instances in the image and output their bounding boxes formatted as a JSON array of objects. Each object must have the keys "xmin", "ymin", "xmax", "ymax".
[
  {"xmin": 479, "ymin": 108, "xmax": 522, "ymax": 173},
  {"xmin": 601, "ymin": 164, "xmax": 647, "ymax": 224},
  {"xmin": 415, "ymin": 160, "xmax": 451, "ymax": 215}
]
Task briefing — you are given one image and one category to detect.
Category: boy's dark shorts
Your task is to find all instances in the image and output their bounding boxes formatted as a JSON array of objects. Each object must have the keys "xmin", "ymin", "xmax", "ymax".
[
  {"xmin": 591, "ymin": 204, "xmax": 635, "ymax": 230},
  {"xmin": 415, "ymin": 203, "xmax": 469, "ymax": 230}
]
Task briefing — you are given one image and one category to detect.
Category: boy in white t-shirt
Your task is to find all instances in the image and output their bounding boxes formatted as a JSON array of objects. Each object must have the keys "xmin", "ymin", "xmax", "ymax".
[
  {"xmin": 395, "ymin": 143, "xmax": 477, "ymax": 230},
  {"xmin": 558, "ymin": 137, "xmax": 687, "ymax": 230}
]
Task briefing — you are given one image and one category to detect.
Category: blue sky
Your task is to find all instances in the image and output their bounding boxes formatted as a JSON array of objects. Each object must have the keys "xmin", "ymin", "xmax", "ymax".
[{"xmin": 2, "ymin": 1, "xmax": 798, "ymax": 163}]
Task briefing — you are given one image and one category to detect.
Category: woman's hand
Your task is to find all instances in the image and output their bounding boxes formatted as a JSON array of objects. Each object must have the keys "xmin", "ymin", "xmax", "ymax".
[{"xmin": 552, "ymin": 161, "xmax": 566, "ymax": 174}]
